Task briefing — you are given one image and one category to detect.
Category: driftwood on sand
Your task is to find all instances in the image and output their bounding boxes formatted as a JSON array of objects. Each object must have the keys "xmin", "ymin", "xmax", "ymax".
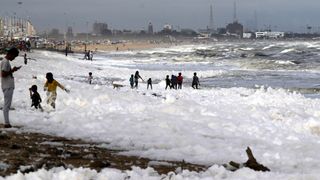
[{"xmin": 225, "ymin": 147, "xmax": 270, "ymax": 172}]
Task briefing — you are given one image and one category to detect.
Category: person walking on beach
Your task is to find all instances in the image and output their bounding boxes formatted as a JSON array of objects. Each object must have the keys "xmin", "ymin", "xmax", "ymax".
[
  {"xmin": 29, "ymin": 85, "xmax": 43, "ymax": 111},
  {"xmin": 88, "ymin": 72, "xmax": 93, "ymax": 84},
  {"xmin": 1, "ymin": 47, "xmax": 20, "ymax": 128},
  {"xmin": 129, "ymin": 74, "xmax": 134, "ymax": 89},
  {"xmin": 192, "ymin": 72, "xmax": 200, "ymax": 89},
  {"xmin": 134, "ymin": 71, "xmax": 144, "ymax": 88},
  {"xmin": 147, "ymin": 78, "xmax": 152, "ymax": 90},
  {"xmin": 165, "ymin": 75, "xmax": 171, "ymax": 90},
  {"xmin": 177, "ymin": 72, "xmax": 183, "ymax": 89},
  {"xmin": 44, "ymin": 72, "xmax": 69, "ymax": 109}
]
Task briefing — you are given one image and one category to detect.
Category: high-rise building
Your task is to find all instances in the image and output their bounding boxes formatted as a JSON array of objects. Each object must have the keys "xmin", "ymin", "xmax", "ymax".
[
  {"xmin": 226, "ymin": 1, "xmax": 243, "ymax": 37},
  {"xmin": 148, "ymin": 22, "xmax": 153, "ymax": 34},
  {"xmin": 226, "ymin": 22, "xmax": 243, "ymax": 37},
  {"xmin": 92, "ymin": 22, "xmax": 111, "ymax": 36},
  {"xmin": 26, "ymin": 20, "xmax": 36, "ymax": 36},
  {"xmin": 0, "ymin": 16, "xmax": 36, "ymax": 38}
]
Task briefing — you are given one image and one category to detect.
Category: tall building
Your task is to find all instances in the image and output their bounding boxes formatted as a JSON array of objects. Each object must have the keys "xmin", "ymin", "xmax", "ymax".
[
  {"xmin": 26, "ymin": 20, "xmax": 36, "ymax": 36},
  {"xmin": 226, "ymin": 1, "xmax": 243, "ymax": 37},
  {"xmin": 226, "ymin": 22, "xmax": 243, "ymax": 37},
  {"xmin": 92, "ymin": 22, "xmax": 111, "ymax": 36},
  {"xmin": 148, "ymin": 22, "xmax": 153, "ymax": 34},
  {"xmin": 0, "ymin": 16, "xmax": 36, "ymax": 38}
]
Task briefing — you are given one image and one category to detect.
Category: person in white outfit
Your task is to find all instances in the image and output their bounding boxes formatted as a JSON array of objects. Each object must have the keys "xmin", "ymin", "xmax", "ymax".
[{"xmin": 1, "ymin": 47, "xmax": 21, "ymax": 128}]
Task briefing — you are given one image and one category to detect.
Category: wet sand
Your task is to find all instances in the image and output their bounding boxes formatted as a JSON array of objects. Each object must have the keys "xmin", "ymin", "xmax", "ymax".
[{"xmin": 0, "ymin": 125, "xmax": 207, "ymax": 177}]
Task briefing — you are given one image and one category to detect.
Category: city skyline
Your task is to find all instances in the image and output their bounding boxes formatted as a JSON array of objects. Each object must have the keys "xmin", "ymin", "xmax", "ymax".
[{"xmin": 1, "ymin": 0, "xmax": 320, "ymax": 33}]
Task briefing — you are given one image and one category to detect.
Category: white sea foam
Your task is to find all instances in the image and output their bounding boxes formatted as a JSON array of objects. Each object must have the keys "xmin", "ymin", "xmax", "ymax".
[
  {"xmin": 280, "ymin": 48, "xmax": 295, "ymax": 54},
  {"xmin": 2, "ymin": 41, "xmax": 320, "ymax": 179}
]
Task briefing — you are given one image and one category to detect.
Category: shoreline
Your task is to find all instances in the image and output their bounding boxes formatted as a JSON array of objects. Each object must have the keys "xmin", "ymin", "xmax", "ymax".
[
  {"xmin": 0, "ymin": 125, "xmax": 206, "ymax": 177},
  {"xmin": 44, "ymin": 40, "xmax": 181, "ymax": 54}
]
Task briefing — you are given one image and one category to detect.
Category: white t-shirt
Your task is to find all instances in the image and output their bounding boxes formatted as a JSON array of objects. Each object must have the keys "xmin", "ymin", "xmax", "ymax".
[{"xmin": 1, "ymin": 59, "xmax": 14, "ymax": 89}]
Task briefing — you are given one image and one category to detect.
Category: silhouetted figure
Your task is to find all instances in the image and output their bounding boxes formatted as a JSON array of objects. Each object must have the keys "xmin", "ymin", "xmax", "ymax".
[
  {"xmin": 192, "ymin": 72, "xmax": 200, "ymax": 89},
  {"xmin": 177, "ymin": 72, "xmax": 183, "ymax": 89},
  {"xmin": 129, "ymin": 74, "xmax": 134, "ymax": 89},
  {"xmin": 29, "ymin": 85, "xmax": 43, "ymax": 110},
  {"xmin": 171, "ymin": 75, "xmax": 177, "ymax": 90},
  {"xmin": 65, "ymin": 46, "xmax": 68, "ymax": 56},
  {"xmin": 165, "ymin": 75, "xmax": 171, "ymax": 90},
  {"xmin": 24, "ymin": 53, "xmax": 28, "ymax": 65},
  {"xmin": 134, "ymin": 71, "xmax": 144, "ymax": 88},
  {"xmin": 84, "ymin": 50, "xmax": 88, "ymax": 60},
  {"xmin": 147, "ymin": 78, "xmax": 152, "ymax": 90},
  {"xmin": 88, "ymin": 72, "xmax": 93, "ymax": 84}
]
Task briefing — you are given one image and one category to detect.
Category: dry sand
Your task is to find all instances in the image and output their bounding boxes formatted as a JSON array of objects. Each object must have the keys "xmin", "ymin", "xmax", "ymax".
[{"xmin": 71, "ymin": 41, "xmax": 174, "ymax": 53}]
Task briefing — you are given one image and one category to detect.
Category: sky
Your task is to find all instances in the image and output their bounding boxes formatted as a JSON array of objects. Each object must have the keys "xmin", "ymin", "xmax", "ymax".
[{"xmin": 1, "ymin": 0, "xmax": 320, "ymax": 33}]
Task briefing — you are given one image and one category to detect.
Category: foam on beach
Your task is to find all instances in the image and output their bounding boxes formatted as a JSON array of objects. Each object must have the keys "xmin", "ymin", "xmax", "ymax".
[{"xmin": 2, "ymin": 41, "xmax": 320, "ymax": 179}]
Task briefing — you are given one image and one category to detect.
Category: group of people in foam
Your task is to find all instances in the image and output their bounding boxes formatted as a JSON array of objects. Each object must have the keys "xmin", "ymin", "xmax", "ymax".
[
  {"xmin": 128, "ymin": 71, "xmax": 200, "ymax": 90},
  {"xmin": 1, "ymin": 47, "xmax": 69, "ymax": 128}
]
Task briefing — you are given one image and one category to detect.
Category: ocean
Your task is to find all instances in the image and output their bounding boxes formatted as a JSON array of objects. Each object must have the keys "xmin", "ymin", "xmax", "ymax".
[{"xmin": 86, "ymin": 40, "xmax": 320, "ymax": 98}]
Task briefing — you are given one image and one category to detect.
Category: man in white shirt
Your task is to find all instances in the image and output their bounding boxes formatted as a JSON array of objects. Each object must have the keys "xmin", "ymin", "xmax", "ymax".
[{"xmin": 1, "ymin": 47, "xmax": 20, "ymax": 128}]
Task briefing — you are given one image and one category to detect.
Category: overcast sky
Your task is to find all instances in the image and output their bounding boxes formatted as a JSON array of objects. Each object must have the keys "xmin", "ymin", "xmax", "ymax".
[{"xmin": 1, "ymin": 0, "xmax": 319, "ymax": 33}]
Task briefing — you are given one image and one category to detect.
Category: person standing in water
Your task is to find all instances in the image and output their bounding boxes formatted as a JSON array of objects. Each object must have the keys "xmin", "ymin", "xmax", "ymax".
[
  {"xmin": 171, "ymin": 75, "xmax": 177, "ymax": 90},
  {"xmin": 134, "ymin": 71, "xmax": 144, "ymax": 88},
  {"xmin": 177, "ymin": 72, "xmax": 183, "ymax": 89},
  {"xmin": 44, "ymin": 72, "xmax": 69, "ymax": 109},
  {"xmin": 147, "ymin": 78, "xmax": 152, "ymax": 90},
  {"xmin": 88, "ymin": 72, "xmax": 93, "ymax": 84},
  {"xmin": 192, "ymin": 72, "xmax": 200, "ymax": 89},
  {"xmin": 129, "ymin": 74, "xmax": 134, "ymax": 89},
  {"xmin": 165, "ymin": 75, "xmax": 171, "ymax": 90}
]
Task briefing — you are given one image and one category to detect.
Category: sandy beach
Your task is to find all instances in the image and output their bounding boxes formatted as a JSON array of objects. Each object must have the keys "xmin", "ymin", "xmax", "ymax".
[{"xmin": 54, "ymin": 40, "xmax": 177, "ymax": 53}]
